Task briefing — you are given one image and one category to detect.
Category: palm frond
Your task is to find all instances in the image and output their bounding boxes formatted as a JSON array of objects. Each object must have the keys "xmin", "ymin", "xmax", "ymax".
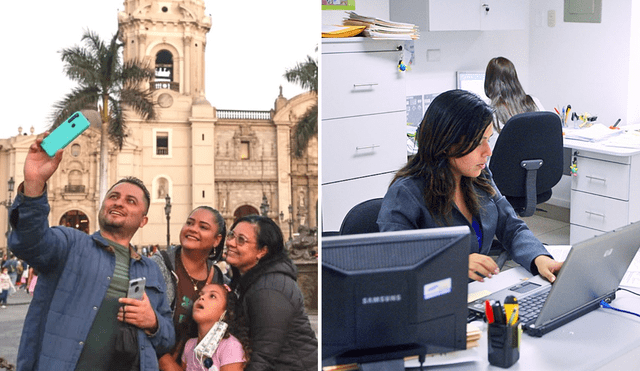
[
  {"xmin": 284, "ymin": 55, "xmax": 318, "ymax": 93},
  {"xmin": 107, "ymin": 102, "xmax": 127, "ymax": 149},
  {"xmin": 120, "ymin": 87, "xmax": 157, "ymax": 121},
  {"xmin": 292, "ymin": 104, "xmax": 318, "ymax": 158},
  {"xmin": 120, "ymin": 59, "xmax": 155, "ymax": 87},
  {"xmin": 60, "ymin": 46, "xmax": 99, "ymax": 84},
  {"xmin": 50, "ymin": 86, "xmax": 100, "ymax": 128}
]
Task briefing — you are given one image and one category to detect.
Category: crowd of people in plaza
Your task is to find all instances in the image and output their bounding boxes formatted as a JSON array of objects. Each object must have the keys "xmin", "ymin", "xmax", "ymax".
[
  {"xmin": 1, "ymin": 254, "xmax": 39, "ymax": 306},
  {"xmin": 5, "ymin": 133, "xmax": 318, "ymax": 370}
]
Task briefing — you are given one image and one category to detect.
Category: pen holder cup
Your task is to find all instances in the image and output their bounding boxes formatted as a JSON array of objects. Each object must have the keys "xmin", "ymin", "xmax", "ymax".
[{"xmin": 488, "ymin": 322, "xmax": 520, "ymax": 368}]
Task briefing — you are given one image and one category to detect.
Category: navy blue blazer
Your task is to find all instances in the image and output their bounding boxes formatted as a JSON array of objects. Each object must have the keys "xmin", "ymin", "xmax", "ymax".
[{"xmin": 377, "ymin": 171, "xmax": 550, "ymax": 275}]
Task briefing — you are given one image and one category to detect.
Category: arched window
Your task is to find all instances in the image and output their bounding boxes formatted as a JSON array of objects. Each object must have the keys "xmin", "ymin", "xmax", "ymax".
[
  {"xmin": 155, "ymin": 50, "xmax": 173, "ymax": 82},
  {"xmin": 154, "ymin": 50, "xmax": 177, "ymax": 91},
  {"xmin": 65, "ymin": 170, "xmax": 85, "ymax": 193},
  {"xmin": 234, "ymin": 205, "xmax": 260, "ymax": 223}
]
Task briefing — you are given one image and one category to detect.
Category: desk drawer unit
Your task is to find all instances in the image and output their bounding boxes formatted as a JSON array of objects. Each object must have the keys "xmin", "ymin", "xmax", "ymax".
[
  {"xmin": 322, "ymin": 173, "xmax": 395, "ymax": 233},
  {"xmin": 572, "ymin": 155, "xmax": 630, "ymax": 201},
  {"xmin": 570, "ymin": 190, "xmax": 629, "ymax": 232},
  {"xmin": 321, "ymin": 39, "xmax": 407, "ymax": 233},
  {"xmin": 568, "ymin": 149, "xmax": 640, "ymax": 244},
  {"xmin": 570, "ymin": 224, "xmax": 605, "ymax": 244},
  {"xmin": 322, "ymin": 111, "xmax": 406, "ymax": 183},
  {"xmin": 322, "ymin": 41, "xmax": 405, "ymax": 120}
]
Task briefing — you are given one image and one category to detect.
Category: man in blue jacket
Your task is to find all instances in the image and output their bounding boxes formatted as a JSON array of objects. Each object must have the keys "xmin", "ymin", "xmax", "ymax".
[{"xmin": 9, "ymin": 134, "xmax": 174, "ymax": 370}]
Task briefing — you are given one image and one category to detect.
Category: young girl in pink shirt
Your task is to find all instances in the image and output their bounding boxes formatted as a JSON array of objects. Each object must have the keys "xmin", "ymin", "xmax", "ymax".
[{"xmin": 182, "ymin": 283, "xmax": 249, "ymax": 371}]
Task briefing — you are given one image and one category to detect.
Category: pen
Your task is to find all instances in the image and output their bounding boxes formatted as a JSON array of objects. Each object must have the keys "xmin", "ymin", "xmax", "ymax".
[
  {"xmin": 504, "ymin": 295, "xmax": 518, "ymax": 325},
  {"xmin": 493, "ymin": 302, "xmax": 505, "ymax": 324},
  {"xmin": 485, "ymin": 300, "xmax": 495, "ymax": 324},
  {"xmin": 613, "ymin": 118, "xmax": 621, "ymax": 128},
  {"xmin": 565, "ymin": 105, "xmax": 571, "ymax": 125},
  {"xmin": 554, "ymin": 107, "xmax": 560, "ymax": 115}
]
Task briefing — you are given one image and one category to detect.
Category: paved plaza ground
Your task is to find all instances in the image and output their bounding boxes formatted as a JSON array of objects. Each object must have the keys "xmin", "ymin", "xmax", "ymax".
[{"xmin": 0, "ymin": 288, "xmax": 318, "ymax": 368}]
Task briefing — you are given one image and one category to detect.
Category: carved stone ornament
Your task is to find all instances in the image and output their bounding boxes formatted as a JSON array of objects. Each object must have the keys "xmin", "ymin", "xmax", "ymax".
[{"xmin": 158, "ymin": 93, "xmax": 173, "ymax": 108}]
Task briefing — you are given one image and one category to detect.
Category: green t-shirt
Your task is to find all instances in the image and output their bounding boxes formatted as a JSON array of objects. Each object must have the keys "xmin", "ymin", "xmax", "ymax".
[{"xmin": 75, "ymin": 238, "xmax": 133, "ymax": 371}]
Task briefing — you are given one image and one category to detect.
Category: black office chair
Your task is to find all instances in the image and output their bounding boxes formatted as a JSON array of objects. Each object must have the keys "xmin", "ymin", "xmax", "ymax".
[
  {"xmin": 489, "ymin": 111, "xmax": 564, "ymax": 217},
  {"xmin": 339, "ymin": 198, "xmax": 384, "ymax": 235}
]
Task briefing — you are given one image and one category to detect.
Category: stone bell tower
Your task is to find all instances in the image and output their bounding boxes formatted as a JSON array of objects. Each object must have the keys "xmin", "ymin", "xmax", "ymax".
[
  {"xmin": 116, "ymin": 0, "xmax": 217, "ymax": 236},
  {"xmin": 118, "ymin": 0, "xmax": 211, "ymax": 100}
]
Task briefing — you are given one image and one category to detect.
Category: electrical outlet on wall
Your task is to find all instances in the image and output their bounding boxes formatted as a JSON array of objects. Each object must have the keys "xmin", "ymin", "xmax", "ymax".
[
  {"xmin": 548, "ymin": 10, "xmax": 556, "ymax": 27},
  {"xmin": 427, "ymin": 49, "xmax": 441, "ymax": 62}
]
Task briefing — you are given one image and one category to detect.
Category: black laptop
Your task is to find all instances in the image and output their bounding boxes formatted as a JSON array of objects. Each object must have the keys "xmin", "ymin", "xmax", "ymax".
[{"xmin": 469, "ymin": 222, "xmax": 640, "ymax": 337}]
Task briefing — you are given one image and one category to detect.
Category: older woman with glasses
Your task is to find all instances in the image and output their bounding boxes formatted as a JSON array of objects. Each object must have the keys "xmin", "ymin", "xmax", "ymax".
[{"xmin": 225, "ymin": 214, "xmax": 317, "ymax": 371}]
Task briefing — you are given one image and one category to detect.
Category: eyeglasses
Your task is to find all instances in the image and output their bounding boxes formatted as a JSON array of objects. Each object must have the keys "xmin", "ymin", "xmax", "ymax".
[{"xmin": 227, "ymin": 230, "xmax": 254, "ymax": 247}]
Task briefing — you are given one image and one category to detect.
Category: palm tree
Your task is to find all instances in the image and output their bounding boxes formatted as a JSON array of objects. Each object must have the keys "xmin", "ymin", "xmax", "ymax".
[
  {"xmin": 284, "ymin": 55, "xmax": 318, "ymax": 158},
  {"xmin": 51, "ymin": 29, "xmax": 156, "ymax": 203}
]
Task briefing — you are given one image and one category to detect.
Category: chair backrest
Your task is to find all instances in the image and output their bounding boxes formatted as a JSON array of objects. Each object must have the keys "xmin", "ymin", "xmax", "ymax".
[
  {"xmin": 489, "ymin": 111, "xmax": 563, "ymax": 216},
  {"xmin": 339, "ymin": 198, "xmax": 384, "ymax": 235}
]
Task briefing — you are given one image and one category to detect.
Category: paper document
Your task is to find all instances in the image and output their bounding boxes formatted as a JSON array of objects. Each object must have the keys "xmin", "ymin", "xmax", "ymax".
[
  {"xmin": 545, "ymin": 245, "xmax": 571, "ymax": 262},
  {"xmin": 602, "ymin": 131, "xmax": 640, "ymax": 149},
  {"xmin": 564, "ymin": 124, "xmax": 624, "ymax": 142},
  {"xmin": 621, "ymin": 249, "xmax": 640, "ymax": 289}
]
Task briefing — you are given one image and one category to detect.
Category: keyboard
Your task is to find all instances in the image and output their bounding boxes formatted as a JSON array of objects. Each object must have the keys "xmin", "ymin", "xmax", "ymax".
[{"xmin": 518, "ymin": 286, "xmax": 552, "ymax": 323}]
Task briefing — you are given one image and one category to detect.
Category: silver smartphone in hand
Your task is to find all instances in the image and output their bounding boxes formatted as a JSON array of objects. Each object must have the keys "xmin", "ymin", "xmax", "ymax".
[{"xmin": 127, "ymin": 277, "xmax": 146, "ymax": 300}]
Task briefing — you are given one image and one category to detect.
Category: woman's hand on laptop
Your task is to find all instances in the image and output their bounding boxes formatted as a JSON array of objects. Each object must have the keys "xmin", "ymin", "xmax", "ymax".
[
  {"xmin": 535, "ymin": 255, "xmax": 563, "ymax": 283},
  {"xmin": 469, "ymin": 253, "xmax": 500, "ymax": 282}
]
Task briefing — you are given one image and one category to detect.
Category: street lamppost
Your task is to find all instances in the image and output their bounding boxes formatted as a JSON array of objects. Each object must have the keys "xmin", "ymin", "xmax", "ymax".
[
  {"xmin": 1, "ymin": 177, "xmax": 15, "ymax": 255},
  {"xmin": 279, "ymin": 204, "xmax": 294, "ymax": 241},
  {"xmin": 164, "ymin": 193, "xmax": 171, "ymax": 248},
  {"xmin": 2, "ymin": 177, "xmax": 15, "ymax": 237},
  {"xmin": 260, "ymin": 193, "xmax": 269, "ymax": 217}
]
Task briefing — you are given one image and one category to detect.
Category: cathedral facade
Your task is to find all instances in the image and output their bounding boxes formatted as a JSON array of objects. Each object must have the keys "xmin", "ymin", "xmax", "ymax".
[{"xmin": 0, "ymin": 0, "xmax": 318, "ymax": 258}]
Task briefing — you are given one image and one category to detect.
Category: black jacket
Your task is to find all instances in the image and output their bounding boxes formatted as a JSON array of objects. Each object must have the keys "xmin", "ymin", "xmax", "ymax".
[{"xmin": 236, "ymin": 253, "xmax": 318, "ymax": 371}]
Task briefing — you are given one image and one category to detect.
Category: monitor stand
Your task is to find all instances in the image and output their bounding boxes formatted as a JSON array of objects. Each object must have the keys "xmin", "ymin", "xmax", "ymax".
[{"xmin": 359, "ymin": 358, "xmax": 405, "ymax": 371}]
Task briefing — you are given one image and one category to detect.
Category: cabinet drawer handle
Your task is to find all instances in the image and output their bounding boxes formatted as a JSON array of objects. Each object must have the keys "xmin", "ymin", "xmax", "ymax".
[
  {"xmin": 585, "ymin": 175, "xmax": 607, "ymax": 182},
  {"xmin": 585, "ymin": 211, "xmax": 605, "ymax": 218},
  {"xmin": 353, "ymin": 83, "xmax": 379, "ymax": 88},
  {"xmin": 356, "ymin": 144, "xmax": 380, "ymax": 151}
]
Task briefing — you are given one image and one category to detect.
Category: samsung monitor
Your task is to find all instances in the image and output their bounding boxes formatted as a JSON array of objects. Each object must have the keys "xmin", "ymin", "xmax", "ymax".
[
  {"xmin": 322, "ymin": 226, "xmax": 470, "ymax": 370},
  {"xmin": 456, "ymin": 71, "xmax": 488, "ymax": 101}
]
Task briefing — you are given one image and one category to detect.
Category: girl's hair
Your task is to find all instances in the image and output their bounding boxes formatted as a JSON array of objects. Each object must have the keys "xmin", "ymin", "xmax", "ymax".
[
  {"xmin": 180, "ymin": 284, "xmax": 251, "ymax": 366},
  {"xmin": 190, "ymin": 206, "xmax": 226, "ymax": 262},
  {"xmin": 228, "ymin": 214, "xmax": 285, "ymax": 262},
  {"xmin": 484, "ymin": 56, "xmax": 538, "ymax": 131},
  {"xmin": 392, "ymin": 89, "xmax": 495, "ymax": 222}
]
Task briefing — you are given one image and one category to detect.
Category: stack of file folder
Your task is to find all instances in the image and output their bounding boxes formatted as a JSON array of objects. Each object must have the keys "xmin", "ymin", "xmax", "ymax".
[{"xmin": 343, "ymin": 11, "xmax": 419, "ymax": 40}]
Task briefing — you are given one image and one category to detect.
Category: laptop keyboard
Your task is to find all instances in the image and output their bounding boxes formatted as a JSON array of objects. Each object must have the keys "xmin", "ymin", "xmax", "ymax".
[{"xmin": 518, "ymin": 286, "xmax": 552, "ymax": 323}]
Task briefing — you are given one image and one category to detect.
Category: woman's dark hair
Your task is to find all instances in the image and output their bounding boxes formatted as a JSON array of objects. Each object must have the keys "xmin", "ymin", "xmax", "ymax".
[
  {"xmin": 484, "ymin": 56, "xmax": 538, "ymax": 131},
  {"xmin": 229, "ymin": 214, "xmax": 285, "ymax": 262},
  {"xmin": 392, "ymin": 89, "xmax": 495, "ymax": 222},
  {"xmin": 190, "ymin": 206, "xmax": 226, "ymax": 261},
  {"xmin": 179, "ymin": 284, "xmax": 251, "ymax": 366}
]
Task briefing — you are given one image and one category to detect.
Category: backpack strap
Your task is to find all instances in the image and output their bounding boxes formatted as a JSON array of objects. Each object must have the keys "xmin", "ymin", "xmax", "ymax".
[{"xmin": 160, "ymin": 250, "xmax": 178, "ymax": 309}]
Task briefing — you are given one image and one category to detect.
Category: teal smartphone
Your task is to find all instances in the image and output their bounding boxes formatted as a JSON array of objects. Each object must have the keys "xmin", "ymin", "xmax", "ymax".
[{"xmin": 41, "ymin": 112, "xmax": 91, "ymax": 157}]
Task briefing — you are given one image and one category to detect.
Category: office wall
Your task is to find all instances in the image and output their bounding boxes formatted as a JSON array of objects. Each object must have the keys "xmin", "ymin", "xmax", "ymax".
[
  {"xmin": 322, "ymin": 0, "xmax": 640, "ymax": 208},
  {"xmin": 529, "ymin": 0, "xmax": 638, "ymax": 208},
  {"xmin": 322, "ymin": 1, "xmax": 389, "ymax": 25},
  {"xmin": 530, "ymin": 1, "xmax": 636, "ymax": 127}
]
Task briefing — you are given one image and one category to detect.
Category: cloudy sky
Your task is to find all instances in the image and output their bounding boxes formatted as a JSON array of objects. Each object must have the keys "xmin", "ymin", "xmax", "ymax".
[{"xmin": 0, "ymin": 0, "xmax": 319, "ymax": 139}]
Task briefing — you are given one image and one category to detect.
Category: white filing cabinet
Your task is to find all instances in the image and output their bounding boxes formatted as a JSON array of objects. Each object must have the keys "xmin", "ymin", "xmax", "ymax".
[
  {"xmin": 569, "ymin": 149, "xmax": 640, "ymax": 244},
  {"xmin": 321, "ymin": 38, "xmax": 407, "ymax": 233},
  {"xmin": 389, "ymin": 0, "xmax": 526, "ymax": 32}
]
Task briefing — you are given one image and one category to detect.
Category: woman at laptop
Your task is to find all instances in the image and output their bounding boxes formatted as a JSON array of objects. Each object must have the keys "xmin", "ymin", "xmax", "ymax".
[{"xmin": 377, "ymin": 89, "xmax": 562, "ymax": 283}]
